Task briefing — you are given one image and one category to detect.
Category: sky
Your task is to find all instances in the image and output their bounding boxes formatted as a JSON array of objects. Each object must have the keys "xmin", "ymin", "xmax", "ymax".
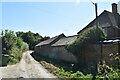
[{"xmin": 1, "ymin": 0, "xmax": 120, "ymax": 37}]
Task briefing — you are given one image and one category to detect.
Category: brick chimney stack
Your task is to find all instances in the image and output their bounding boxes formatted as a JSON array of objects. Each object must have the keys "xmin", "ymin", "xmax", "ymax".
[{"xmin": 112, "ymin": 3, "xmax": 118, "ymax": 13}]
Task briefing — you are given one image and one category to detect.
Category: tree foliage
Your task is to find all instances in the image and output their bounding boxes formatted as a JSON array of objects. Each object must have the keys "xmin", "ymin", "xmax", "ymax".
[
  {"xmin": 16, "ymin": 31, "xmax": 43, "ymax": 50},
  {"xmin": 1, "ymin": 30, "xmax": 29, "ymax": 65},
  {"xmin": 2, "ymin": 30, "xmax": 17, "ymax": 54}
]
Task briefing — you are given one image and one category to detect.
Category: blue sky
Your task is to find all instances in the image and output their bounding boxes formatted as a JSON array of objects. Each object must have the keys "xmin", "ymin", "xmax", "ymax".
[{"xmin": 2, "ymin": 1, "xmax": 120, "ymax": 37}]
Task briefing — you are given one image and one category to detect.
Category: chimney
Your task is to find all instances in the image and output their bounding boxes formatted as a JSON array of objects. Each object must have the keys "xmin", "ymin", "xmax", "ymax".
[{"xmin": 112, "ymin": 3, "xmax": 118, "ymax": 13}]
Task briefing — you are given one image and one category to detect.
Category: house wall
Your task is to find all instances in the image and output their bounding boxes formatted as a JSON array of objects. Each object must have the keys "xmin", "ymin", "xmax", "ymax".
[
  {"xmin": 103, "ymin": 27, "xmax": 120, "ymax": 38},
  {"xmin": 116, "ymin": 28, "xmax": 120, "ymax": 37},
  {"xmin": 35, "ymin": 45, "xmax": 78, "ymax": 63},
  {"xmin": 35, "ymin": 45, "xmax": 52, "ymax": 56},
  {"xmin": 77, "ymin": 44, "xmax": 101, "ymax": 73},
  {"xmin": 35, "ymin": 42, "xmax": 119, "ymax": 73},
  {"xmin": 107, "ymin": 27, "xmax": 115, "ymax": 38},
  {"xmin": 102, "ymin": 43, "xmax": 119, "ymax": 65},
  {"xmin": 51, "ymin": 46, "xmax": 78, "ymax": 63}
]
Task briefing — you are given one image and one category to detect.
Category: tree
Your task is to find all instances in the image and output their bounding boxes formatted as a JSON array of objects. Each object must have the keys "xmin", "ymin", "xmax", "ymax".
[
  {"xmin": 16, "ymin": 31, "xmax": 43, "ymax": 50},
  {"xmin": 16, "ymin": 31, "xmax": 24, "ymax": 38},
  {"xmin": 2, "ymin": 30, "xmax": 17, "ymax": 54}
]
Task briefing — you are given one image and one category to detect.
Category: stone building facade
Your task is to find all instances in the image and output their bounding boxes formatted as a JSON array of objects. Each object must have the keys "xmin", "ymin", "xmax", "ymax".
[
  {"xmin": 35, "ymin": 34, "xmax": 78, "ymax": 63},
  {"xmin": 78, "ymin": 41, "xmax": 120, "ymax": 73},
  {"xmin": 77, "ymin": 3, "xmax": 120, "ymax": 39}
]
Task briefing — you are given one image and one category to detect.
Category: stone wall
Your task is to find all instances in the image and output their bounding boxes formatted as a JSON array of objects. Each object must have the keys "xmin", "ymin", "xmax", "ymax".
[
  {"xmin": 102, "ymin": 43, "xmax": 119, "ymax": 65},
  {"xmin": 35, "ymin": 42, "xmax": 119, "ymax": 73},
  {"xmin": 51, "ymin": 46, "xmax": 78, "ymax": 63},
  {"xmin": 35, "ymin": 45, "xmax": 52, "ymax": 56},
  {"xmin": 35, "ymin": 45, "xmax": 78, "ymax": 63},
  {"xmin": 77, "ymin": 44, "xmax": 101, "ymax": 73},
  {"xmin": 83, "ymin": 43, "xmax": 118, "ymax": 68},
  {"xmin": 76, "ymin": 43, "xmax": 119, "ymax": 73}
]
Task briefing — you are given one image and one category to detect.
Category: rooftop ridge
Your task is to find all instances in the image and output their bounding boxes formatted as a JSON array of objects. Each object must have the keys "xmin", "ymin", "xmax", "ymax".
[{"xmin": 65, "ymin": 35, "xmax": 77, "ymax": 38}]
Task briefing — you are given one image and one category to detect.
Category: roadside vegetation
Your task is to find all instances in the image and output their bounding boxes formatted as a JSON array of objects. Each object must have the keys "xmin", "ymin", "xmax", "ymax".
[
  {"xmin": 65, "ymin": 26, "xmax": 105, "ymax": 61},
  {"xmin": 96, "ymin": 53, "xmax": 120, "ymax": 79},
  {"xmin": 32, "ymin": 52, "xmax": 120, "ymax": 79},
  {"xmin": 16, "ymin": 31, "xmax": 50, "ymax": 50},
  {"xmin": 1, "ymin": 29, "xmax": 50, "ymax": 65},
  {"xmin": 32, "ymin": 26, "xmax": 120, "ymax": 79},
  {"xmin": 65, "ymin": 26, "xmax": 120, "ymax": 79},
  {"xmin": 32, "ymin": 53, "xmax": 93, "ymax": 79},
  {"xmin": 1, "ymin": 30, "xmax": 29, "ymax": 65},
  {"xmin": 43, "ymin": 60, "xmax": 93, "ymax": 79}
]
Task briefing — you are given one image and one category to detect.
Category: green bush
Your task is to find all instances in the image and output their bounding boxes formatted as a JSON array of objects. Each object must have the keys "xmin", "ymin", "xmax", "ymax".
[
  {"xmin": 37, "ymin": 57, "xmax": 93, "ymax": 79},
  {"xmin": 21, "ymin": 42, "xmax": 29, "ymax": 51},
  {"xmin": 53, "ymin": 69, "xmax": 93, "ymax": 79},
  {"xmin": 66, "ymin": 26, "xmax": 105, "ymax": 55},
  {"xmin": 38, "ymin": 52, "xmax": 119, "ymax": 79},
  {"xmin": 40, "ymin": 61, "xmax": 60, "ymax": 72},
  {"xmin": 95, "ymin": 72, "xmax": 120, "ymax": 79},
  {"xmin": 96, "ymin": 61, "xmax": 120, "ymax": 79},
  {"xmin": 7, "ymin": 47, "xmax": 22, "ymax": 64}
]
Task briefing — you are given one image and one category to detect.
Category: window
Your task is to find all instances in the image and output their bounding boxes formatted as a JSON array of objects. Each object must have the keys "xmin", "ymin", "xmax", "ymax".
[{"xmin": 103, "ymin": 28, "xmax": 108, "ymax": 36}]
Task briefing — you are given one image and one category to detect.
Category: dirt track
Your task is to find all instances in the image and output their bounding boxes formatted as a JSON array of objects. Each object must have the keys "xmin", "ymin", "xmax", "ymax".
[{"xmin": 0, "ymin": 51, "xmax": 57, "ymax": 79}]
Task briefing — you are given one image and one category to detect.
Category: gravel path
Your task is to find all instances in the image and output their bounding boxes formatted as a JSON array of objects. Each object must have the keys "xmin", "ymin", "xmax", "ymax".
[{"xmin": 0, "ymin": 51, "xmax": 57, "ymax": 79}]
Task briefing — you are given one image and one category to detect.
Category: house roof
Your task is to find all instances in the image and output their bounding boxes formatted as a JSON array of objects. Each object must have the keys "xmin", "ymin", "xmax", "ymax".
[
  {"xmin": 35, "ymin": 33, "xmax": 65, "ymax": 47},
  {"xmin": 52, "ymin": 35, "xmax": 77, "ymax": 46},
  {"xmin": 77, "ymin": 10, "xmax": 120, "ymax": 34}
]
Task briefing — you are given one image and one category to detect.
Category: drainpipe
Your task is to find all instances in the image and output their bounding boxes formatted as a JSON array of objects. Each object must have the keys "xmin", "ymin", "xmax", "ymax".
[
  {"xmin": 117, "ymin": 41, "xmax": 120, "ymax": 69},
  {"xmin": 118, "ymin": 41, "xmax": 120, "ymax": 54}
]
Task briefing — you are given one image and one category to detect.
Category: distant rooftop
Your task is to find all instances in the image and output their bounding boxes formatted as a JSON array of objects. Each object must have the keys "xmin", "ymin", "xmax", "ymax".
[
  {"xmin": 35, "ymin": 33, "xmax": 77, "ymax": 47},
  {"xmin": 52, "ymin": 35, "xmax": 77, "ymax": 46},
  {"xmin": 35, "ymin": 33, "xmax": 65, "ymax": 47}
]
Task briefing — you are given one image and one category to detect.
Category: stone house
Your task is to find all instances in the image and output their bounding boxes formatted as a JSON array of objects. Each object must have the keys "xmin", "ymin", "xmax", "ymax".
[
  {"xmin": 35, "ymin": 34, "xmax": 78, "ymax": 63},
  {"xmin": 76, "ymin": 3, "xmax": 120, "ymax": 73},
  {"xmin": 78, "ymin": 3, "xmax": 120, "ymax": 39}
]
